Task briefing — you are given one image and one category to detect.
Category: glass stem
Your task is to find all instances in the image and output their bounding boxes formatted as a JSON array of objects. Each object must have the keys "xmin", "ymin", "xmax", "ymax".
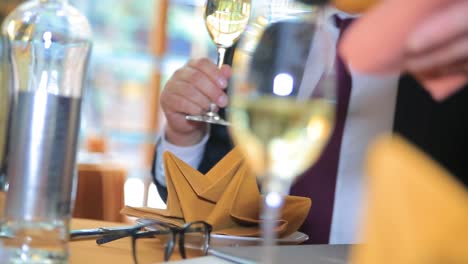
[
  {"xmin": 261, "ymin": 197, "xmax": 281, "ymax": 264},
  {"xmin": 260, "ymin": 175, "xmax": 292, "ymax": 264},
  {"xmin": 207, "ymin": 47, "xmax": 227, "ymax": 114},
  {"xmin": 216, "ymin": 47, "xmax": 226, "ymax": 69}
]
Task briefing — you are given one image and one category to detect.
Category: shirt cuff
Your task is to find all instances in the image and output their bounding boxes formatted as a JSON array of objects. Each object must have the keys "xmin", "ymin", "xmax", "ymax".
[
  {"xmin": 161, "ymin": 129, "xmax": 210, "ymax": 165},
  {"xmin": 154, "ymin": 127, "xmax": 210, "ymax": 187}
]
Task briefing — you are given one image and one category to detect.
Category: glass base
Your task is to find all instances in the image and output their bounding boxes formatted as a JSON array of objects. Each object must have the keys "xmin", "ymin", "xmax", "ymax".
[
  {"xmin": 185, "ymin": 112, "xmax": 230, "ymax": 126},
  {"xmin": 0, "ymin": 220, "xmax": 69, "ymax": 264}
]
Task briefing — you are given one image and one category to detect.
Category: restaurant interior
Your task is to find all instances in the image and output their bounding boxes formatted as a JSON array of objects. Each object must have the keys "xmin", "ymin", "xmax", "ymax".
[{"xmin": 0, "ymin": 0, "xmax": 467, "ymax": 263}]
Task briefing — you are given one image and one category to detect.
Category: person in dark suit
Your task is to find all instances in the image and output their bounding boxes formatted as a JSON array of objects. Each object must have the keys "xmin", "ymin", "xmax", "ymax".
[{"xmin": 153, "ymin": 4, "xmax": 468, "ymax": 244}]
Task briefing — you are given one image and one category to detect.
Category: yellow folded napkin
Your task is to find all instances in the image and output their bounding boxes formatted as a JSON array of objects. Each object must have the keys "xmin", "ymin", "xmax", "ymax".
[
  {"xmin": 121, "ymin": 148, "xmax": 311, "ymax": 237},
  {"xmin": 351, "ymin": 135, "xmax": 468, "ymax": 264}
]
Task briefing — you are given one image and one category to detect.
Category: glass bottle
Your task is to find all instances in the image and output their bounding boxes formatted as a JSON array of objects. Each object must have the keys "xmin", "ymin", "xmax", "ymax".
[{"xmin": 0, "ymin": 0, "xmax": 92, "ymax": 262}]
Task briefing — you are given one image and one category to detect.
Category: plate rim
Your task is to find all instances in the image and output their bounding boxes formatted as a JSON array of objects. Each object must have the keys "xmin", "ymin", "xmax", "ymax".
[{"xmin": 211, "ymin": 231, "xmax": 308, "ymax": 242}]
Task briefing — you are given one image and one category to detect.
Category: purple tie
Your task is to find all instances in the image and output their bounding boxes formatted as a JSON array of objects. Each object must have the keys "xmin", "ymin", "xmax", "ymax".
[{"xmin": 289, "ymin": 15, "xmax": 354, "ymax": 244}]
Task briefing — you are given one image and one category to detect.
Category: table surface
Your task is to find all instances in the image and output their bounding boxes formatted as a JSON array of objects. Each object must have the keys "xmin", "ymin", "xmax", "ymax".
[
  {"xmin": 1, "ymin": 194, "xmax": 349, "ymax": 264},
  {"xmin": 0, "ymin": 190, "xmax": 194, "ymax": 264},
  {"xmin": 72, "ymin": 220, "xmax": 351, "ymax": 264}
]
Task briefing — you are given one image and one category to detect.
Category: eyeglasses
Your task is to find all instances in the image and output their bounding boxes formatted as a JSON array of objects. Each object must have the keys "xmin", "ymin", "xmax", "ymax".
[{"xmin": 96, "ymin": 220, "xmax": 212, "ymax": 264}]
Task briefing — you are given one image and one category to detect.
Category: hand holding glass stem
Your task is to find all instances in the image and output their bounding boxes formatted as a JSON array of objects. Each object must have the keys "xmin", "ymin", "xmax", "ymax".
[{"xmin": 185, "ymin": 0, "xmax": 251, "ymax": 126}]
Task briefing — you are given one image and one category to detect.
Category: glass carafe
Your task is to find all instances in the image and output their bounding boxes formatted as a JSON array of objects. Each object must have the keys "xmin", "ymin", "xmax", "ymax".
[{"xmin": 0, "ymin": 0, "xmax": 92, "ymax": 262}]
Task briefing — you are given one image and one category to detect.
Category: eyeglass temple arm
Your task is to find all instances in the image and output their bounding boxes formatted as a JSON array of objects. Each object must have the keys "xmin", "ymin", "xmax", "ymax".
[
  {"xmin": 97, "ymin": 229, "xmax": 171, "ymax": 245},
  {"xmin": 70, "ymin": 225, "xmax": 137, "ymax": 240},
  {"xmin": 96, "ymin": 230, "xmax": 136, "ymax": 245}
]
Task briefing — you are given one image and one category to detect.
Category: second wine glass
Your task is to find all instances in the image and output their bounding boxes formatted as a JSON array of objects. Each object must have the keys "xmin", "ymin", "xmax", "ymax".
[
  {"xmin": 185, "ymin": 0, "xmax": 251, "ymax": 126},
  {"xmin": 228, "ymin": 2, "xmax": 335, "ymax": 263}
]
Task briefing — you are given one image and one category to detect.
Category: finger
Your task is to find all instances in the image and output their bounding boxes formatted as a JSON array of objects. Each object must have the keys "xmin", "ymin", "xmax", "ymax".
[
  {"xmin": 182, "ymin": 63, "xmax": 228, "ymax": 107},
  {"xmin": 416, "ymin": 73, "xmax": 468, "ymax": 101},
  {"xmin": 412, "ymin": 59, "xmax": 468, "ymax": 79},
  {"xmin": 405, "ymin": 36, "xmax": 468, "ymax": 72},
  {"xmin": 162, "ymin": 92, "xmax": 208, "ymax": 136},
  {"xmin": 219, "ymin": 64, "xmax": 233, "ymax": 83},
  {"xmin": 162, "ymin": 91, "xmax": 205, "ymax": 117},
  {"xmin": 187, "ymin": 58, "xmax": 229, "ymax": 88},
  {"xmin": 167, "ymin": 80, "xmax": 212, "ymax": 112},
  {"xmin": 407, "ymin": 1, "xmax": 468, "ymax": 53}
]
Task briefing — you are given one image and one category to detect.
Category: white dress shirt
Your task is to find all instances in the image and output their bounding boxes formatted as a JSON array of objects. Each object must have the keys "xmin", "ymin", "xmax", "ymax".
[{"xmin": 155, "ymin": 7, "xmax": 399, "ymax": 244}]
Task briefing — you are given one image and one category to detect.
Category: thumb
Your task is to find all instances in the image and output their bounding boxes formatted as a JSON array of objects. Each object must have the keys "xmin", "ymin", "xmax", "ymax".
[{"xmin": 417, "ymin": 73, "xmax": 467, "ymax": 101}]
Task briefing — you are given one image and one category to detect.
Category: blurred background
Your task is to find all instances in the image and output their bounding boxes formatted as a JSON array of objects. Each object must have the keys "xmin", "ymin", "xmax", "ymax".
[{"xmin": 0, "ymin": 0, "xmax": 217, "ymax": 211}]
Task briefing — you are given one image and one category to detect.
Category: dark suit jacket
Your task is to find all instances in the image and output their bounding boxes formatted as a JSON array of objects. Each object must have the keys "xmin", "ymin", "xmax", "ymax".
[
  {"xmin": 394, "ymin": 75, "xmax": 468, "ymax": 187},
  {"xmin": 153, "ymin": 47, "xmax": 468, "ymax": 201}
]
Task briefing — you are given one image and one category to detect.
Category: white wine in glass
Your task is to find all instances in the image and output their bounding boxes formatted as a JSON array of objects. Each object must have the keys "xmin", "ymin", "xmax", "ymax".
[
  {"xmin": 185, "ymin": 0, "xmax": 251, "ymax": 126},
  {"xmin": 230, "ymin": 97, "xmax": 335, "ymax": 182},
  {"xmin": 229, "ymin": 3, "xmax": 335, "ymax": 263}
]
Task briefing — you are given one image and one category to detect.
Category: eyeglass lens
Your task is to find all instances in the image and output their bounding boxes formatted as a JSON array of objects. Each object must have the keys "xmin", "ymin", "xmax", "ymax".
[
  {"xmin": 133, "ymin": 222, "xmax": 210, "ymax": 264},
  {"xmin": 179, "ymin": 222, "xmax": 210, "ymax": 259}
]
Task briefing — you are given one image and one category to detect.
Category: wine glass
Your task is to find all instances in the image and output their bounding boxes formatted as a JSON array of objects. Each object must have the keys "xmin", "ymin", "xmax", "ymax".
[
  {"xmin": 228, "ymin": 2, "xmax": 335, "ymax": 263},
  {"xmin": 185, "ymin": 0, "xmax": 251, "ymax": 126}
]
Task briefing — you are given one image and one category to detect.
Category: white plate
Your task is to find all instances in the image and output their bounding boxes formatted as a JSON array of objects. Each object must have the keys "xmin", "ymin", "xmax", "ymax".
[
  {"xmin": 136, "ymin": 219, "xmax": 308, "ymax": 247},
  {"xmin": 209, "ymin": 231, "xmax": 308, "ymax": 247}
]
